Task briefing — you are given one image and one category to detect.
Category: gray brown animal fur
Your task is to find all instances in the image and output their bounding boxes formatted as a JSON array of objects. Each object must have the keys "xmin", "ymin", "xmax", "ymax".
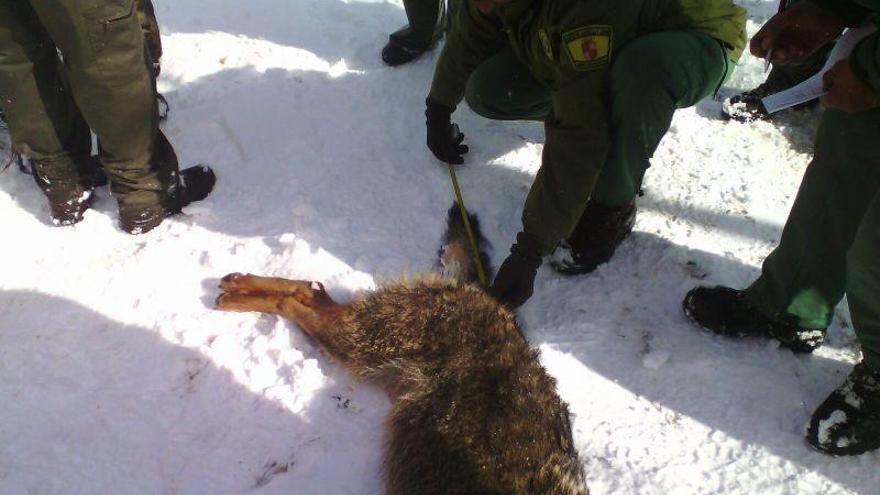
[
  {"xmin": 214, "ymin": 206, "xmax": 588, "ymax": 495},
  {"xmin": 439, "ymin": 202, "xmax": 492, "ymax": 284}
]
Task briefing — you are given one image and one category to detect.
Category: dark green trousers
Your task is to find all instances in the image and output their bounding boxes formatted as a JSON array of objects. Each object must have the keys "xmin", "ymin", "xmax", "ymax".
[
  {"xmin": 137, "ymin": 0, "xmax": 163, "ymax": 76},
  {"xmin": 746, "ymin": 108, "xmax": 880, "ymax": 370},
  {"xmin": 0, "ymin": 0, "xmax": 176, "ymax": 212},
  {"xmin": 389, "ymin": 0, "xmax": 447, "ymax": 50},
  {"xmin": 464, "ymin": 30, "xmax": 731, "ymax": 207}
]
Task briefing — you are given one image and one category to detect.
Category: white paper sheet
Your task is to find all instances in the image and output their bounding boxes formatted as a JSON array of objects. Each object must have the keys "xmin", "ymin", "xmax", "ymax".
[{"xmin": 761, "ymin": 24, "xmax": 878, "ymax": 114}]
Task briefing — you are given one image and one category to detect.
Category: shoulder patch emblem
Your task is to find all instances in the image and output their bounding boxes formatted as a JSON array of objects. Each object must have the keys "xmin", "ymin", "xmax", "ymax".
[{"xmin": 562, "ymin": 25, "xmax": 612, "ymax": 71}]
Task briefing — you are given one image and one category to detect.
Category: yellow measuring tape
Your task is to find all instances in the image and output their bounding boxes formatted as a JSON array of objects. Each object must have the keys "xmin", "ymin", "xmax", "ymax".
[{"xmin": 447, "ymin": 164, "xmax": 488, "ymax": 287}]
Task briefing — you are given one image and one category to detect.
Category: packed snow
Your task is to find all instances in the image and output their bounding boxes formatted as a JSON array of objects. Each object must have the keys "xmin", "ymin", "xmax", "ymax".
[{"xmin": 1, "ymin": 0, "xmax": 877, "ymax": 493}]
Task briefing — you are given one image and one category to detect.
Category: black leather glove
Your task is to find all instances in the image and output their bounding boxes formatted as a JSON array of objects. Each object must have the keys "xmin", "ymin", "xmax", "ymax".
[
  {"xmin": 425, "ymin": 98, "xmax": 469, "ymax": 165},
  {"xmin": 490, "ymin": 232, "xmax": 543, "ymax": 309}
]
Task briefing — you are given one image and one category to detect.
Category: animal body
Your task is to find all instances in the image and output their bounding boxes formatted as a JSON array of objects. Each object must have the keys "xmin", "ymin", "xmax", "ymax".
[{"xmin": 215, "ymin": 204, "xmax": 587, "ymax": 495}]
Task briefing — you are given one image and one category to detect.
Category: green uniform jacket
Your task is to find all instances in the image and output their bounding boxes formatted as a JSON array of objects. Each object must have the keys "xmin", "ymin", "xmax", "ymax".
[
  {"xmin": 813, "ymin": 0, "xmax": 880, "ymax": 91},
  {"xmin": 429, "ymin": 0, "xmax": 746, "ymax": 255}
]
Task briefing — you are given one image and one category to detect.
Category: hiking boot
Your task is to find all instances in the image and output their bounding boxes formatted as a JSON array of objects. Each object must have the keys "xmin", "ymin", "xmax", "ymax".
[
  {"xmin": 119, "ymin": 165, "xmax": 216, "ymax": 235},
  {"xmin": 382, "ymin": 36, "xmax": 433, "ymax": 67},
  {"xmin": 806, "ymin": 362, "xmax": 880, "ymax": 456},
  {"xmin": 30, "ymin": 157, "xmax": 101, "ymax": 226},
  {"xmin": 46, "ymin": 186, "xmax": 95, "ymax": 226},
  {"xmin": 550, "ymin": 200, "xmax": 636, "ymax": 275},
  {"xmin": 682, "ymin": 286, "xmax": 826, "ymax": 353}
]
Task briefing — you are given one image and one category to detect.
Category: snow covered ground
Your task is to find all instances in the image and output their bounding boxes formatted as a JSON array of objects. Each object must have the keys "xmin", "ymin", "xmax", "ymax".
[{"xmin": 1, "ymin": 0, "xmax": 877, "ymax": 493}]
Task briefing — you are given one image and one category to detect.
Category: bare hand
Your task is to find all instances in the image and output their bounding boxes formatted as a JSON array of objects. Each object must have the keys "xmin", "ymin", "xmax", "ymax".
[
  {"xmin": 822, "ymin": 60, "xmax": 880, "ymax": 112},
  {"xmin": 751, "ymin": 2, "xmax": 846, "ymax": 65}
]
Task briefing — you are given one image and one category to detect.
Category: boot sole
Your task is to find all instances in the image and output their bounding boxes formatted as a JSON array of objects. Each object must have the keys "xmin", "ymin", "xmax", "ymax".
[{"xmin": 681, "ymin": 292, "xmax": 822, "ymax": 354}]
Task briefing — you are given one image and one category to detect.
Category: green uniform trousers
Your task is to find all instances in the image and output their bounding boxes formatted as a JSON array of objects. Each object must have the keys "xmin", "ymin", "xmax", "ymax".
[
  {"xmin": 389, "ymin": 0, "xmax": 447, "ymax": 50},
  {"xmin": 0, "ymin": 0, "xmax": 176, "ymax": 212},
  {"xmin": 137, "ymin": 0, "xmax": 163, "ymax": 76},
  {"xmin": 746, "ymin": 108, "xmax": 880, "ymax": 370},
  {"xmin": 464, "ymin": 29, "xmax": 731, "ymax": 207}
]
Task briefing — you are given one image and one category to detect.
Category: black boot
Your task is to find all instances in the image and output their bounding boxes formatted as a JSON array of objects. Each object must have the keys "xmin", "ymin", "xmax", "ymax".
[
  {"xmin": 31, "ymin": 157, "xmax": 101, "ymax": 226},
  {"xmin": 34, "ymin": 176, "xmax": 94, "ymax": 227},
  {"xmin": 381, "ymin": 36, "xmax": 433, "ymax": 67},
  {"xmin": 550, "ymin": 200, "xmax": 636, "ymax": 275},
  {"xmin": 806, "ymin": 362, "xmax": 880, "ymax": 456},
  {"xmin": 46, "ymin": 187, "xmax": 95, "ymax": 226},
  {"xmin": 119, "ymin": 165, "xmax": 216, "ymax": 234},
  {"xmin": 682, "ymin": 286, "xmax": 826, "ymax": 353}
]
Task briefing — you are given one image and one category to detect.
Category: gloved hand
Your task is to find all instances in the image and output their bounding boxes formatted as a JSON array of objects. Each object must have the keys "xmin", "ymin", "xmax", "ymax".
[
  {"xmin": 490, "ymin": 232, "xmax": 543, "ymax": 309},
  {"xmin": 425, "ymin": 98, "xmax": 469, "ymax": 165},
  {"xmin": 750, "ymin": 1, "xmax": 847, "ymax": 66},
  {"xmin": 822, "ymin": 59, "xmax": 880, "ymax": 113}
]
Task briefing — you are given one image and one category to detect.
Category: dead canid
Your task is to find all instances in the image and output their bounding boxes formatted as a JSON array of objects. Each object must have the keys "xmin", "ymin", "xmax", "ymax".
[{"xmin": 215, "ymin": 205, "xmax": 588, "ymax": 494}]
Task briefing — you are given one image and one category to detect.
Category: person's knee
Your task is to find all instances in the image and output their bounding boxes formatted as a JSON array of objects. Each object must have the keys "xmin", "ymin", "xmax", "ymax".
[
  {"xmin": 609, "ymin": 52, "xmax": 678, "ymax": 120},
  {"xmin": 609, "ymin": 70, "xmax": 676, "ymax": 127},
  {"xmin": 464, "ymin": 73, "xmax": 504, "ymax": 119},
  {"xmin": 464, "ymin": 62, "xmax": 550, "ymax": 121}
]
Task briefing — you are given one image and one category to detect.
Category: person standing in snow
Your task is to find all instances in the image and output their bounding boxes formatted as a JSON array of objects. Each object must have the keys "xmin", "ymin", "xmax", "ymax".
[
  {"xmin": 0, "ymin": 0, "xmax": 214, "ymax": 233},
  {"xmin": 382, "ymin": 0, "xmax": 449, "ymax": 66},
  {"xmin": 684, "ymin": 0, "xmax": 880, "ymax": 456},
  {"xmin": 423, "ymin": 0, "xmax": 747, "ymax": 308},
  {"xmin": 1, "ymin": 0, "xmax": 163, "ymax": 128},
  {"xmin": 722, "ymin": 0, "xmax": 835, "ymax": 122},
  {"xmin": 2, "ymin": 0, "xmax": 167, "ymax": 174}
]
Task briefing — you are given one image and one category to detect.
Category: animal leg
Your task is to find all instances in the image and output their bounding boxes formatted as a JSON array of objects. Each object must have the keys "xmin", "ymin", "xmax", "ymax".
[
  {"xmin": 217, "ymin": 274, "xmax": 345, "ymax": 341},
  {"xmin": 215, "ymin": 292, "xmax": 290, "ymax": 315},
  {"xmin": 219, "ymin": 272, "xmax": 321, "ymax": 296},
  {"xmin": 272, "ymin": 283, "xmax": 344, "ymax": 338}
]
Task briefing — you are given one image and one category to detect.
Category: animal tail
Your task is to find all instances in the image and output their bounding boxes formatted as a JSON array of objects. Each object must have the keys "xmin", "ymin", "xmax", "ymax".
[{"xmin": 439, "ymin": 202, "xmax": 492, "ymax": 285}]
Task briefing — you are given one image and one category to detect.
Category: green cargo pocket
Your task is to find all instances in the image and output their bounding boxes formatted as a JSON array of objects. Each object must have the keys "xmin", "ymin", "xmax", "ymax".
[
  {"xmin": 82, "ymin": 0, "xmax": 133, "ymax": 22},
  {"xmin": 81, "ymin": 0, "xmax": 144, "ymax": 80}
]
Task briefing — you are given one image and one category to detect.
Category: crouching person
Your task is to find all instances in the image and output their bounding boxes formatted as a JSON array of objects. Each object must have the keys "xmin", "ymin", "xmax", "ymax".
[
  {"xmin": 0, "ymin": 0, "xmax": 214, "ymax": 233},
  {"xmin": 423, "ymin": 0, "xmax": 746, "ymax": 308},
  {"xmin": 684, "ymin": 0, "xmax": 880, "ymax": 456}
]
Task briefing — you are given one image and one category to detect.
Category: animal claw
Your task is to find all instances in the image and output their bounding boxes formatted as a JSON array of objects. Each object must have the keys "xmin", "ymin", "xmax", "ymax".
[{"xmin": 215, "ymin": 293, "xmax": 230, "ymax": 309}]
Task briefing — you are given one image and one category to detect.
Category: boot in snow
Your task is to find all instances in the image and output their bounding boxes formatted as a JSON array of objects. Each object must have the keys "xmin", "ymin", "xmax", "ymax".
[
  {"xmin": 551, "ymin": 200, "xmax": 636, "ymax": 275},
  {"xmin": 682, "ymin": 285, "xmax": 826, "ymax": 353},
  {"xmin": 807, "ymin": 362, "xmax": 880, "ymax": 456},
  {"xmin": 46, "ymin": 186, "xmax": 95, "ymax": 226},
  {"xmin": 119, "ymin": 165, "xmax": 216, "ymax": 235},
  {"xmin": 382, "ymin": 36, "xmax": 434, "ymax": 67},
  {"xmin": 31, "ymin": 155, "xmax": 106, "ymax": 226}
]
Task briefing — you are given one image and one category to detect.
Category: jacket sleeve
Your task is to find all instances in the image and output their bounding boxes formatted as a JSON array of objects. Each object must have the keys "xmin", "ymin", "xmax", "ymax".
[
  {"xmin": 808, "ymin": 0, "xmax": 872, "ymax": 26},
  {"xmin": 427, "ymin": 1, "xmax": 507, "ymax": 107},
  {"xmin": 520, "ymin": 74, "xmax": 611, "ymax": 255}
]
